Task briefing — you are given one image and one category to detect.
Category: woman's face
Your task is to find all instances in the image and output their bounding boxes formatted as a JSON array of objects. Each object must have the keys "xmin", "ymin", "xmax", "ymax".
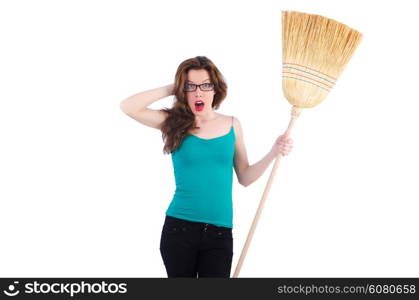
[{"xmin": 184, "ymin": 69, "xmax": 216, "ymax": 116}]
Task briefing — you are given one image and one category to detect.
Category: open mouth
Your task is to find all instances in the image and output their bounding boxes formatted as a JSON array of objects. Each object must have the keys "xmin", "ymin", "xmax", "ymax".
[{"xmin": 194, "ymin": 100, "xmax": 205, "ymax": 111}]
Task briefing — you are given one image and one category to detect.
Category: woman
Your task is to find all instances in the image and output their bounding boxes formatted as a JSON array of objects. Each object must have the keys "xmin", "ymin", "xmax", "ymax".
[{"xmin": 120, "ymin": 56, "xmax": 293, "ymax": 278}]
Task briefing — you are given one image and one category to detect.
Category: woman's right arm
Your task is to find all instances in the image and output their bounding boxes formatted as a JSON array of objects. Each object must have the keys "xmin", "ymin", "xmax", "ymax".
[{"xmin": 120, "ymin": 83, "xmax": 174, "ymax": 130}]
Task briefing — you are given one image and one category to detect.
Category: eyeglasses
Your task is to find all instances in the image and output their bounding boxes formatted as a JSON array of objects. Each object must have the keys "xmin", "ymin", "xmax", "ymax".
[{"xmin": 184, "ymin": 82, "xmax": 214, "ymax": 92}]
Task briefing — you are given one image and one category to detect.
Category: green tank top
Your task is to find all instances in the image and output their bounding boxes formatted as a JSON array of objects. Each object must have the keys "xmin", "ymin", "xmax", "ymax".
[{"xmin": 165, "ymin": 116, "xmax": 236, "ymax": 228}]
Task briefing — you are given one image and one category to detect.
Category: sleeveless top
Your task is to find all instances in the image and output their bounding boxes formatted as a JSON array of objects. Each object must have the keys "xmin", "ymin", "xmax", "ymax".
[{"xmin": 165, "ymin": 116, "xmax": 236, "ymax": 228}]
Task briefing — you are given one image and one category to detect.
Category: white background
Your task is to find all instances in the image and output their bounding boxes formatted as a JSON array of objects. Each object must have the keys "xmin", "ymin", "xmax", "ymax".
[{"xmin": 1, "ymin": 0, "xmax": 418, "ymax": 277}]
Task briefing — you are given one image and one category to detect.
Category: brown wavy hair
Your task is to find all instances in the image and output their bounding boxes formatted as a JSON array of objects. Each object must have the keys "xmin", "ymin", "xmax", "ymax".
[{"xmin": 160, "ymin": 56, "xmax": 228, "ymax": 154}]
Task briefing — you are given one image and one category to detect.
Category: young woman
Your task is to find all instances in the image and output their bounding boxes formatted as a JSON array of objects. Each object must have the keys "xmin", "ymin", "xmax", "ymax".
[{"xmin": 120, "ymin": 56, "xmax": 293, "ymax": 278}]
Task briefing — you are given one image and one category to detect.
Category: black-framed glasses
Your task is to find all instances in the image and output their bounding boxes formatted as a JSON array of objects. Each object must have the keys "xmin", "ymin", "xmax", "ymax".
[{"xmin": 184, "ymin": 82, "xmax": 214, "ymax": 92}]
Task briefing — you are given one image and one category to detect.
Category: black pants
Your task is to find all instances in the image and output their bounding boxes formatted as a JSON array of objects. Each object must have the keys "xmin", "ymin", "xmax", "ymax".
[{"xmin": 159, "ymin": 215, "xmax": 233, "ymax": 278}]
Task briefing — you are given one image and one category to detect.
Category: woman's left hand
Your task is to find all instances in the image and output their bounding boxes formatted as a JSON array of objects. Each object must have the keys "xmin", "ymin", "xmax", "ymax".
[{"xmin": 271, "ymin": 135, "xmax": 293, "ymax": 157}]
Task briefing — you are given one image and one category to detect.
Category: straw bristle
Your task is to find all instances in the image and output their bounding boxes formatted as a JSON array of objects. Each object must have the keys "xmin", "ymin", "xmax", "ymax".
[{"xmin": 282, "ymin": 11, "xmax": 363, "ymax": 108}]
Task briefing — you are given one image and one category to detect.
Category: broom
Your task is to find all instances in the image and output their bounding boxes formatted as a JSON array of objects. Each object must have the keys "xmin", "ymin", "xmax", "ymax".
[{"xmin": 233, "ymin": 10, "xmax": 363, "ymax": 278}]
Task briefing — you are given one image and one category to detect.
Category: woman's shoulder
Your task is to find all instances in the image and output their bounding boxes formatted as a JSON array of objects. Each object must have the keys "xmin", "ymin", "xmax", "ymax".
[
  {"xmin": 217, "ymin": 113, "xmax": 237, "ymax": 122},
  {"xmin": 217, "ymin": 113, "xmax": 242, "ymax": 138}
]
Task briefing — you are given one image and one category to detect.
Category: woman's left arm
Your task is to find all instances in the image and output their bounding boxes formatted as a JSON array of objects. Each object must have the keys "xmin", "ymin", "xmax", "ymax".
[{"xmin": 233, "ymin": 118, "xmax": 293, "ymax": 187}]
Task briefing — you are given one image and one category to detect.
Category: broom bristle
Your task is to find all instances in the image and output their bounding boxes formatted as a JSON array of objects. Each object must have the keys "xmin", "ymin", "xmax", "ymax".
[{"xmin": 282, "ymin": 11, "xmax": 363, "ymax": 108}]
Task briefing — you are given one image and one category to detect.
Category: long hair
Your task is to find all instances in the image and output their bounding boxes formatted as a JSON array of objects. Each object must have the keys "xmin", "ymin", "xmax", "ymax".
[{"xmin": 160, "ymin": 56, "xmax": 228, "ymax": 154}]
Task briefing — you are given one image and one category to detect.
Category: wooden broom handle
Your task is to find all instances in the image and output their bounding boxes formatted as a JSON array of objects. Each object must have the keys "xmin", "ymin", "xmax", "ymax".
[{"xmin": 232, "ymin": 105, "xmax": 302, "ymax": 278}]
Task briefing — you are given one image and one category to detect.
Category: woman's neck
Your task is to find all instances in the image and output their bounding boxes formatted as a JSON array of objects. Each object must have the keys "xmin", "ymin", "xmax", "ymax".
[{"xmin": 197, "ymin": 113, "xmax": 218, "ymax": 122}]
